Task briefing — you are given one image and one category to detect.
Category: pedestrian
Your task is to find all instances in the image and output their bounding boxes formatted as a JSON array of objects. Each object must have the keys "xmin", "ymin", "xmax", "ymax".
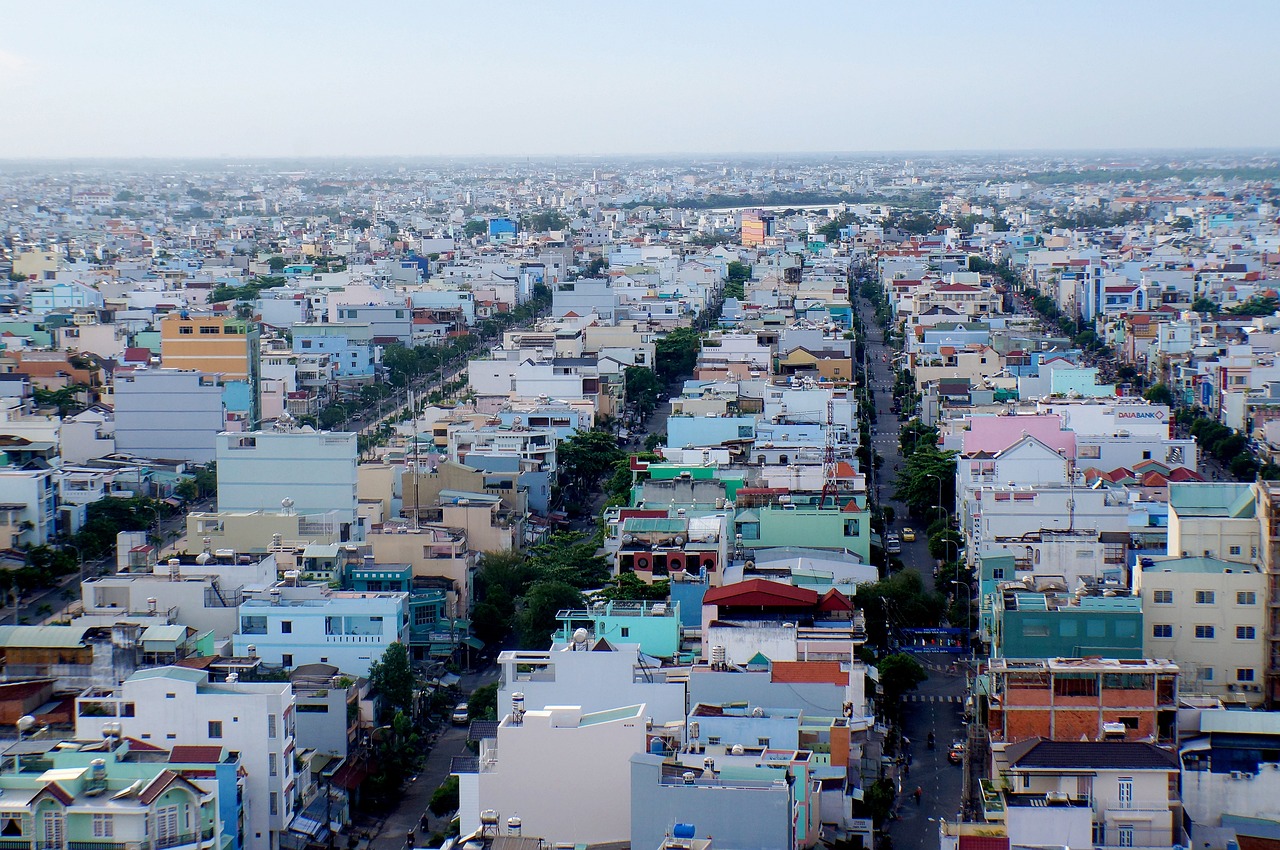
[{"xmin": 914, "ymin": 786, "xmax": 923, "ymax": 805}]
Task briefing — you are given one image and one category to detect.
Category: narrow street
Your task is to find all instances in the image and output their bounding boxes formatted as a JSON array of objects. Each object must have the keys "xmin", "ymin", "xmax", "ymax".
[
  {"xmin": 364, "ymin": 666, "xmax": 499, "ymax": 850},
  {"xmin": 855, "ymin": 286, "xmax": 971, "ymax": 834}
]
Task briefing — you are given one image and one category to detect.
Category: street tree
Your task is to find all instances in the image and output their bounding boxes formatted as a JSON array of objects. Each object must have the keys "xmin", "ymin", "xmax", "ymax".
[
  {"xmin": 368, "ymin": 641, "xmax": 415, "ymax": 721},
  {"xmin": 876, "ymin": 653, "xmax": 927, "ymax": 714}
]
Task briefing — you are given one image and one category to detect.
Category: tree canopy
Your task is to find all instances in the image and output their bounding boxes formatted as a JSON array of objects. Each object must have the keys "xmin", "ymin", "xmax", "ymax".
[
  {"xmin": 368, "ymin": 641, "xmax": 415, "ymax": 721},
  {"xmin": 655, "ymin": 327, "xmax": 701, "ymax": 382}
]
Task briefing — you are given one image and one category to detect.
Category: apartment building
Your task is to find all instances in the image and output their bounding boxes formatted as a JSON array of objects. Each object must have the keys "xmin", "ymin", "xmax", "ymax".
[
  {"xmin": 76, "ymin": 666, "xmax": 295, "ymax": 850},
  {"xmin": 216, "ymin": 430, "xmax": 359, "ymax": 527}
]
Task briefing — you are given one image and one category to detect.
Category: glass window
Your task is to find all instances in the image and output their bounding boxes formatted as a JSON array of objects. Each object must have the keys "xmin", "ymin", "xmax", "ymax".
[
  {"xmin": 1237, "ymin": 626, "xmax": 1256, "ymax": 640},
  {"xmin": 1195, "ymin": 590, "xmax": 1215, "ymax": 604},
  {"xmin": 93, "ymin": 815, "xmax": 113, "ymax": 838},
  {"xmin": 1238, "ymin": 668, "xmax": 1256, "ymax": 682},
  {"xmin": 1238, "ymin": 591, "xmax": 1257, "ymax": 605},
  {"xmin": 268, "ymin": 714, "xmax": 277, "ymax": 738},
  {"xmin": 240, "ymin": 616, "xmax": 267, "ymax": 635},
  {"xmin": 208, "ymin": 721, "xmax": 222, "ymax": 739},
  {"xmin": 281, "ymin": 621, "xmax": 292, "ymax": 634},
  {"xmin": 1152, "ymin": 624, "xmax": 1173, "ymax": 638},
  {"xmin": 1195, "ymin": 625, "xmax": 1215, "ymax": 639},
  {"xmin": 1152, "ymin": 590, "xmax": 1173, "ymax": 604}
]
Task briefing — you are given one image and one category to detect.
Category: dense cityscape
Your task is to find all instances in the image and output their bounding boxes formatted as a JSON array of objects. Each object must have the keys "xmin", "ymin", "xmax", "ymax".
[{"xmin": 3, "ymin": 2, "xmax": 1280, "ymax": 850}]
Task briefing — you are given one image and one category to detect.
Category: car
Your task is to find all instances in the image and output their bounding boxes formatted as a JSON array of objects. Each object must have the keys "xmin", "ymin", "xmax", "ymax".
[
  {"xmin": 451, "ymin": 703, "xmax": 470, "ymax": 725},
  {"xmin": 901, "ymin": 527, "xmax": 916, "ymax": 542},
  {"xmin": 948, "ymin": 741, "xmax": 966, "ymax": 764},
  {"xmin": 884, "ymin": 533, "xmax": 902, "ymax": 555}
]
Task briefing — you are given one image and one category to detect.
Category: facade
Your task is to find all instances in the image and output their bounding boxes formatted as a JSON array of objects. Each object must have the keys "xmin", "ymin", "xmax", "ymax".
[
  {"xmin": 987, "ymin": 657, "xmax": 1179, "ymax": 770},
  {"xmin": 159, "ymin": 314, "xmax": 260, "ymax": 424},
  {"xmin": 233, "ymin": 586, "xmax": 409, "ymax": 676},
  {"xmin": 458, "ymin": 703, "xmax": 648, "ymax": 846},
  {"xmin": 991, "ymin": 590, "xmax": 1143, "ymax": 661},
  {"xmin": 76, "ymin": 666, "xmax": 295, "ymax": 850},
  {"xmin": 216, "ymin": 430, "xmax": 359, "ymax": 527},
  {"xmin": 1135, "ymin": 556, "xmax": 1267, "ymax": 705},
  {"xmin": 113, "ymin": 370, "xmax": 226, "ymax": 463}
]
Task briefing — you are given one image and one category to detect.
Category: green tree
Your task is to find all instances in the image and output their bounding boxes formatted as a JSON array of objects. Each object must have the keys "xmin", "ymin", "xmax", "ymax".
[
  {"xmin": 892, "ymin": 445, "xmax": 958, "ymax": 517},
  {"xmin": 1191, "ymin": 297, "xmax": 1219, "ymax": 314},
  {"xmin": 366, "ymin": 710, "xmax": 423, "ymax": 807},
  {"xmin": 467, "ymin": 682, "xmax": 498, "ymax": 722},
  {"xmin": 1143, "ymin": 382, "xmax": 1175, "ymax": 406},
  {"xmin": 600, "ymin": 572, "xmax": 670, "ymax": 601},
  {"xmin": 516, "ymin": 580, "xmax": 584, "ymax": 649},
  {"xmin": 928, "ymin": 528, "xmax": 964, "ymax": 562},
  {"xmin": 877, "ymin": 653, "xmax": 927, "ymax": 713},
  {"xmin": 367, "ymin": 642, "xmax": 416, "ymax": 722},
  {"xmin": 558, "ymin": 430, "xmax": 625, "ymax": 502},
  {"xmin": 463, "ymin": 220, "xmax": 487, "ymax": 238},
  {"xmin": 267, "ymin": 256, "xmax": 286, "ymax": 272},
  {"xmin": 644, "ymin": 432, "xmax": 667, "ymax": 452},
  {"xmin": 625, "ymin": 366, "xmax": 663, "ymax": 420},
  {"xmin": 428, "ymin": 776, "xmax": 460, "ymax": 818},
  {"xmin": 1229, "ymin": 296, "xmax": 1279, "ymax": 317},
  {"xmin": 349, "ymin": 218, "xmax": 371, "ymax": 231},
  {"xmin": 655, "ymin": 326, "xmax": 701, "ymax": 382},
  {"xmin": 585, "ymin": 257, "xmax": 607, "ymax": 277},
  {"xmin": 527, "ymin": 532, "xmax": 611, "ymax": 589}
]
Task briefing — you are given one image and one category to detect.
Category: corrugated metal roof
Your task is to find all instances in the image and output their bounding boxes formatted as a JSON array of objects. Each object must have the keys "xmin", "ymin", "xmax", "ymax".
[
  {"xmin": 621, "ymin": 518, "xmax": 686, "ymax": 533},
  {"xmin": 1199, "ymin": 709, "xmax": 1280, "ymax": 736},
  {"xmin": 0, "ymin": 625, "xmax": 90, "ymax": 648},
  {"xmin": 141, "ymin": 625, "xmax": 189, "ymax": 644}
]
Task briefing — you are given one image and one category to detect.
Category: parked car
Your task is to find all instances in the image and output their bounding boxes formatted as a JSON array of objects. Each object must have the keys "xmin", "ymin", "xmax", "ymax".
[
  {"xmin": 885, "ymin": 533, "xmax": 902, "ymax": 554},
  {"xmin": 451, "ymin": 703, "xmax": 470, "ymax": 725},
  {"xmin": 949, "ymin": 741, "xmax": 966, "ymax": 764},
  {"xmin": 901, "ymin": 527, "xmax": 916, "ymax": 542}
]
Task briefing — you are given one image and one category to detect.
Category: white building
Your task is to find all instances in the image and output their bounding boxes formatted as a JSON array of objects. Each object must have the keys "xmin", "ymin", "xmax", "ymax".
[
  {"xmin": 1135, "ymin": 556, "xmax": 1267, "ymax": 705},
  {"xmin": 457, "ymin": 701, "xmax": 647, "ymax": 846},
  {"xmin": 216, "ymin": 429, "xmax": 359, "ymax": 527},
  {"xmin": 233, "ymin": 585, "xmax": 409, "ymax": 676},
  {"xmin": 75, "ymin": 666, "xmax": 296, "ymax": 850}
]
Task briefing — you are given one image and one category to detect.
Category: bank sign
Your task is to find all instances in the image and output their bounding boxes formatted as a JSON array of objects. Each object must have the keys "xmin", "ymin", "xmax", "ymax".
[{"xmin": 1115, "ymin": 407, "xmax": 1168, "ymax": 421}]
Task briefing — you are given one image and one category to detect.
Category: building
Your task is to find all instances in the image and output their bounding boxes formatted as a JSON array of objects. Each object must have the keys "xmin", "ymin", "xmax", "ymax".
[
  {"xmin": 1180, "ymin": 708, "xmax": 1280, "ymax": 850},
  {"xmin": 0, "ymin": 737, "xmax": 237, "ymax": 850},
  {"xmin": 740, "ymin": 210, "xmax": 776, "ymax": 248},
  {"xmin": 1000, "ymin": 739, "xmax": 1184, "ymax": 850},
  {"xmin": 700, "ymin": 579, "xmax": 866, "ymax": 665},
  {"xmin": 990, "ymin": 587, "xmax": 1143, "ymax": 661},
  {"xmin": 159, "ymin": 313, "xmax": 259, "ymax": 425},
  {"xmin": 1166, "ymin": 482, "xmax": 1260, "ymax": 563},
  {"xmin": 233, "ymin": 585, "xmax": 409, "ymax": 676},
  {"xmin": 112, "ymin": 370, "xmax": 227, "ymax": 463},
  {"xmin": 456, "ymin": 702, "xmax": 648, "ymax": 846},
  {"xmin": 1135, "ymin": 556, "xmax": 1267, "ymax": 706},
  {"xmin": 986, "ymin": 657, "xmax": 1179, "ymax": 770},
  {"xmin": 75, "ymin": 666, "xmax": 295, "ymax": 850},
  {"xmin": 552, "ymin": 600, "xmax": 682, "ymax": 659},
  {"xmin": 216, "ymin": 430, "xmax": 359, "ymax": 528}
]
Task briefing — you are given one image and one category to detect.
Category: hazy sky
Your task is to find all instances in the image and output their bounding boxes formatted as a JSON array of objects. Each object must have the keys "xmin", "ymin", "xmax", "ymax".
[{"xmin": 1, "ymin": 0, "xmax": 1277, "ymax": 159}]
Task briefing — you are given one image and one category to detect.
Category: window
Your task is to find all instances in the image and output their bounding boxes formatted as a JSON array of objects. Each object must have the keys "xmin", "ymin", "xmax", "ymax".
[
  {"xmin": 1117, "ymin": 778, "xmax": 1133, "ymax": 809},
  {"xmin": 269, "ymin": 753, "xmax": 278, "ymax": 776},
  {"xmin": 1195, "ymin": 625, "xmax": 1215, "ymax": 639},
  {"xmin": 1195, "ymin": 590, "xmax": 1215, "ymax": 604},
  {"xmin": 843, "ymin": 519, "xmax": 861, "ymax": 537},
  {"xmin": 240, "ymin": 616, "xmax": 267, "ymax": 635},
  {"xmin": 757, "ymin": 737, "xmax": 771, "ymax": 747},
  {"xmin": 992, "ymin": 568, "xmax": 1005, "ymax": 580},
  {"xmin": 620, "ymin": 627, "xmax": 630, "ymax": 638},
  {"xmin": 1238, "ymin": 591, "xmax": 1257, "ymax": 605},
  {"xmin": 1119, "ymin": 716, "xmax": 1139, "ymax": 730},
  {"xmin": 707, "ymin": 736, "xmax": 721, "ymax": 745},
  {"xmin": 178, "ymin": 326, "xmax": 193, "ymax": 335},
  {"xmin": 199, "ymin": 326, "xmax": 220, "ymax": 334},
  {"xmin": 42, "ymin": 812, "xmax": 63, "ymax": 849},
  {"xmin": 1118, "ymin": 825, "xmax": 1134, "ymax": 848},
  {"xmin": 1152, "ymin": 590, "xmax": 1173, "ymax": 604},
  {"xmin": 282, "ymin": 654, "xmax": 293, "ymax": 667},
  {"xmin": 281, "ymin": 621, "xmax": 292, "ymax": 634},
  {"xmin": 1152, "ymin": 624, "xmax": 1173, "ymax": 638},
  {"xmin": 1202, "ymin": 667, "xmax": 1214, "ymax": 682},
  {"xmin": 1238, "ymin": 668, "xmax": 1256, "ymax": 682},
  {"xmin": 270, "ymin": 793, "xmax": 278, "ymax": 817},
  {"xmin": 208, "ymin": 721, "xmax": 222, "ymax": 739},
  {"xmin": 1230, "ymin": 546, "xmax": 1242, "ymax": 556},
  {"xmin": 1237, "ymin": 626, "xmax": 1257, "ymax": 640},
  {"xmin": 268, "ymin": 714, "xmax": 278, "ymax": 738},
  {"xmin": 91, "ymin": 814, "xmax": 113, "ymax": 838}
]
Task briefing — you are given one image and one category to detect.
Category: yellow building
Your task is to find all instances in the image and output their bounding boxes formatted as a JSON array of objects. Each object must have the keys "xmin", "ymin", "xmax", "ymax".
[
  {"xmin": 160, "ymin": 313, "xmax": 259, "ymax": 380},
  {"xmin": 740, "ymin": 210, "xmax": 775, "ymax": 248},
  {"xmin": 12, "ymin": 250, "xmax": 62, "ymax": 279}
]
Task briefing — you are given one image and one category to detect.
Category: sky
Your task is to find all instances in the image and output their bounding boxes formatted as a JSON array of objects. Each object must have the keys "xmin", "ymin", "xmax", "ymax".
[{"xmin": 1, "ymin": 0, "xmax": 1277, "ymax": 159}]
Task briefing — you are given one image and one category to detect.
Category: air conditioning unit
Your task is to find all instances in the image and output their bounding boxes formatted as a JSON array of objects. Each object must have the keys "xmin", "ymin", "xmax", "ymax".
[{"xmin": 1230, "ymin": 770, "xmax": 1245, "ymax": 780}]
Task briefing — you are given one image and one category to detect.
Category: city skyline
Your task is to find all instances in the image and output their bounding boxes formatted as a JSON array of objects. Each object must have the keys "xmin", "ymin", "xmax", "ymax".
[{"xmin": 1, "ymin": 0, "xmax": 1278, "ymax": 159}]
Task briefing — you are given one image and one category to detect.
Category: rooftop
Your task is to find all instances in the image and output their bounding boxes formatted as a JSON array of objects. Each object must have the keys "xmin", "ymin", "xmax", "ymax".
[{"xmin": 1006, "ymin": 738, "xmax": 1179, "ymax": 771}]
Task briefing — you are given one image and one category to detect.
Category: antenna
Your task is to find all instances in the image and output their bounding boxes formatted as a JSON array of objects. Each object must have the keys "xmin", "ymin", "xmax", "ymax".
[
  {"xmin": 820, "ymin": 396, "xmax": 838, "ymax": 508},
  {"xmin": 409, "ymin": 388, "xmax": 420, "ymax": 529}
]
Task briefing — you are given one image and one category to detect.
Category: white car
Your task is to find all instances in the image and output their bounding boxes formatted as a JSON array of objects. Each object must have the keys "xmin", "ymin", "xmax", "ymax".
[{"xmin": 451, "ymin": 703, "xmax": 470, "ymax": 725}]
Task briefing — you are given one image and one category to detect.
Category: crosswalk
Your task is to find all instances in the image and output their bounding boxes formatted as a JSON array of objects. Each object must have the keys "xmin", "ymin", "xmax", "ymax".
[{"xmin": 903, "ymin": 694, "xmax": 965, "ymax": 704}]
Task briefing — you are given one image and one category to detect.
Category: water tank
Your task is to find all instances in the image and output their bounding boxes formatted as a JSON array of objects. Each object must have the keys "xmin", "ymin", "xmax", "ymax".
[
  {"xmin": 681, "ymin": 771, "xmax": 696, "ymax": 785},
  {"xmin": 689, "ymin": 721, "xmax": 700, "ymax": 740},
  {"xmin": 731, "ymin": 743, "xmax": 745, "ymax": 756},
  {"xmin": 147, "ymin": 598, "xmax": 158, "ymax": 614},
  {"xmin": 673, "ymin": 824, "xmax": 697, "ymax": 840},
  {"xmin": 711, "ymin": 645, "xmax": 726, "ymax": 666},
  {"xmin": 226, "ymin": 673, "xmax": 239, "ymax": 684},
  {"xmin": 479, "ymin": 810, "xmax": 499, "ymax": 827},
  {"xmin": 649, "ymin": 738, "xmax": 664, "ymax": 755},
  {"xmin": 506, "ymin": 817, "xmax": 521, "ymax": 836}
]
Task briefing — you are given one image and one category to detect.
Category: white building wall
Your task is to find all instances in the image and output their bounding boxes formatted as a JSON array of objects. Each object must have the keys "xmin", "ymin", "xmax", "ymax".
[
  {"xmin": 216, "ymin": 430, "xmax": 358, "ymax": 522},
  {"xmin": 496, "ymin": 646, "xmax": 686, "ymax": 725}
]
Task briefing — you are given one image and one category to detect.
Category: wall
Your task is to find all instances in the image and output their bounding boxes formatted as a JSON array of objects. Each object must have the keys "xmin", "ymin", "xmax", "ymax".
[
  {"xmin": 114, "ymin": 370, "xmax": 225, "ymax": 463},
  {"xmin": 217, "ymin": 431, "xmax": 358, "ymax": 522}
]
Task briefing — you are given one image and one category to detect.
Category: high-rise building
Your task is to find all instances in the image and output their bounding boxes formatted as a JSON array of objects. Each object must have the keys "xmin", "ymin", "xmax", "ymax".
[{"xmin": 161, "ymin": 312, "xmax": 261, "ymax": 425}]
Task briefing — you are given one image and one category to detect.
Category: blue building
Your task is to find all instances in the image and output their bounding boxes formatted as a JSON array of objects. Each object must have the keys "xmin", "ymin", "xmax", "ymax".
[
  {"xmin": 292, "ymin": 323, "xmax": 377, "ymax": 379},
  {"xmin": 488, "ymin": 218, "xmax": 519, "ymax": 242}
]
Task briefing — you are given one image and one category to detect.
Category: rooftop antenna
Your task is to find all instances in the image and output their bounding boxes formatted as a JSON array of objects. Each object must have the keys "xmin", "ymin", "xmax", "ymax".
[
  {"xmin": 820, "ymin": 396, "xmax": 838, "ymax": 508},
  {"xmin": 409, "ymin": 388, "xmax": 420, "ymax": 529}
]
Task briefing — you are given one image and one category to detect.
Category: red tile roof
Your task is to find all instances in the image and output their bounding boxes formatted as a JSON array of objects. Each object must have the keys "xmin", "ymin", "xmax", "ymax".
[
  {"xmin": 170, "ymin": 745, "xmax": 223, "ymax": 764},
  {"xmin": 703, "ymin": 578, "xmax": 819, "ymax": 608},
  {"xmin": 770, "ymin": 661, "xmax": 845, "ymax": 685}
]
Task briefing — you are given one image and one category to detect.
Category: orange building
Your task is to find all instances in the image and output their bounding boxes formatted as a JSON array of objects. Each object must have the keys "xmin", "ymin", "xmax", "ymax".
[
  {"xmin": 741, "ymin": 209, "xmax": 775, "ymax": 247},
  {"xmin": 160, "ymin": 312, "xmax": 259, "ymax": 381},
  {"xmin": 986, "ymin": 656, "xmax": 1179, "ymax": 772}
]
